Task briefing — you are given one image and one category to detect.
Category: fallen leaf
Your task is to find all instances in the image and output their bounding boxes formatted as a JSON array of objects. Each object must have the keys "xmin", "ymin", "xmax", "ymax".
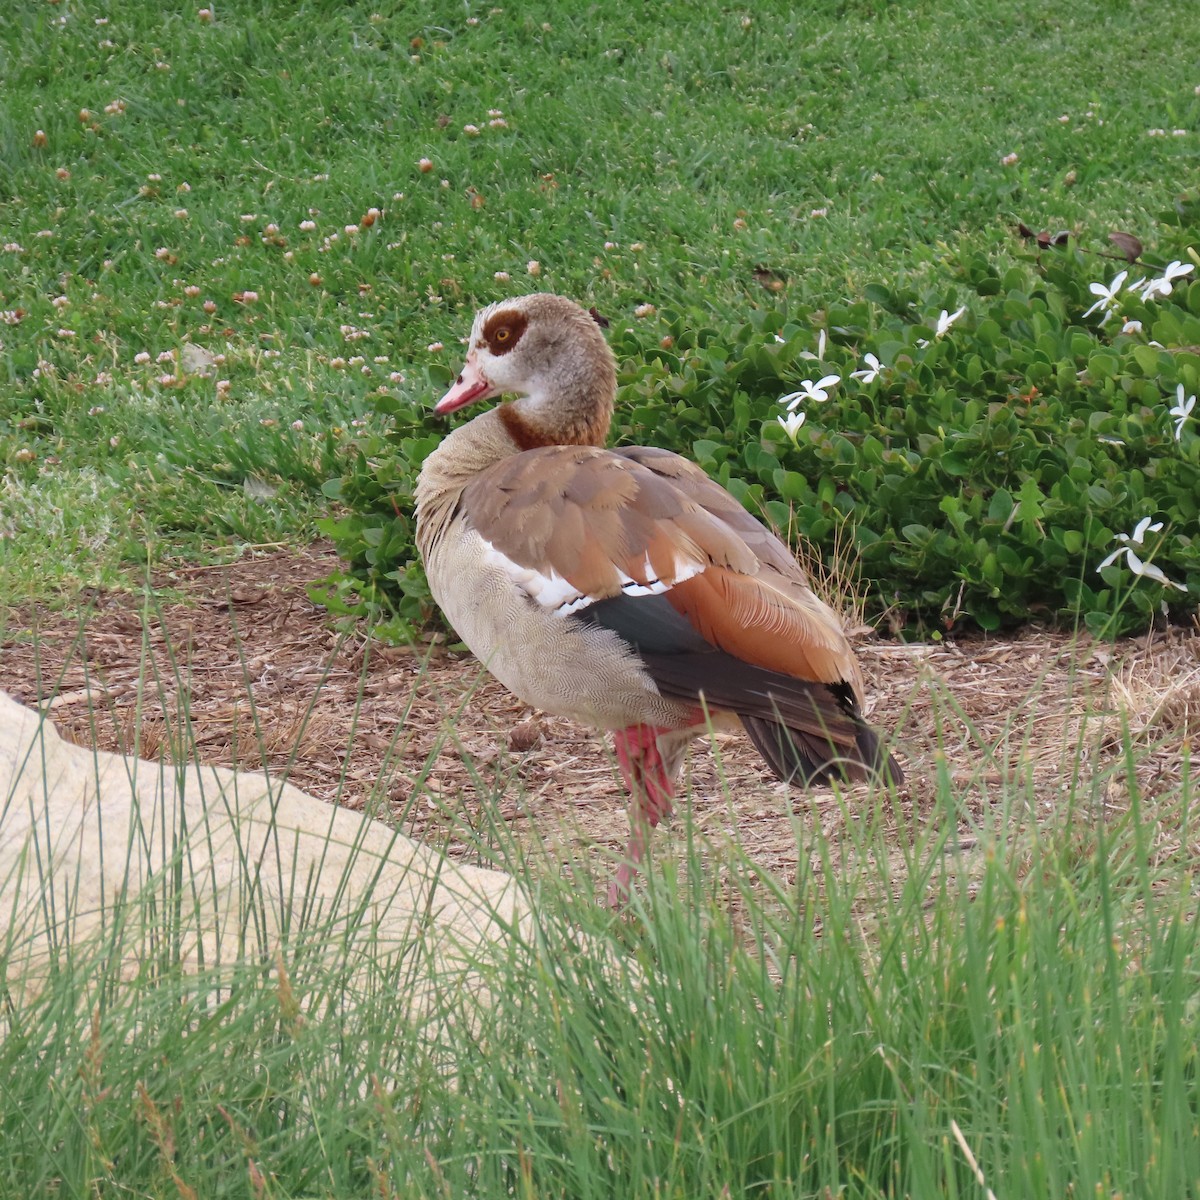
[
  {"xmin": 181, "ymin": 342, "xmax": 216, "ymax": 376},
  {"xmin": 752, "ymin": 266, "xmax": 786, "ymax": 291},
  {"xmin": 509, "ymin": 715, "xmax": 544, "ymax": 751},
  {"xmin": 1108, "ymin": 231, "xmax": 1143, "ymax": 262},
  {"xmin": 243, "ymin": 476, "xmax": 279, "ymax": 501}
]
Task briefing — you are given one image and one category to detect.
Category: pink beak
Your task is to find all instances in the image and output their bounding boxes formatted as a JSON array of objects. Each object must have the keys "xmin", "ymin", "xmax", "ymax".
[{"xmin": 435, "ymin": 353, "xmax": 496, "ymax": 415}]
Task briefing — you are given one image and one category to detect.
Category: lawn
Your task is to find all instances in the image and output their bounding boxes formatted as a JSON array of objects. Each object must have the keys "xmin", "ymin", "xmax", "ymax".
[
  {"xmin": 2, "ymin": 0, "xmax": 1198, "ymax": 602},
  {"xmin": 1, "ymin": 1, "xmax": 1199, "ymax": 1197}
]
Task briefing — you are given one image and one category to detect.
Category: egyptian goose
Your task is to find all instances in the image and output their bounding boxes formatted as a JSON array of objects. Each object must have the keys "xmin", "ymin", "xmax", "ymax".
[{"xmin": 415, "ymin": 293, "xmax": 900, "ymax": 905}]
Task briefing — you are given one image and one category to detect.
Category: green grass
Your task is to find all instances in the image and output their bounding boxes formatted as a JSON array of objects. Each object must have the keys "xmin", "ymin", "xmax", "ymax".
[
  {"xmin": 2, "ymin": 0, "xmax": 1199, "ymax": 603},
  {"xmin": 3, "ymin": 639, "xmax": 1199, "ymax": 1197}
]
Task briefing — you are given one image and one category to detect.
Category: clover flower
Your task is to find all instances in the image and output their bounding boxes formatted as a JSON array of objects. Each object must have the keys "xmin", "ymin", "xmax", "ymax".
[
  {"xmin": 780, "ymin": 375, "xmax": 840, "ymax": 409},
  {"xmin": 850, "ymin": 353, "xmax": 884, "ymax": 384},
  {"xmin": 1169, "ymin": 383, "xmax": 1196, "ymax": 442},
  {"xmin": 1097, "ymin": 517, "xmax": 1187, "ymax": 591},
  {"xmin": 1082, "ymin": 270, "xmax": 1128, "ymax": 323}
]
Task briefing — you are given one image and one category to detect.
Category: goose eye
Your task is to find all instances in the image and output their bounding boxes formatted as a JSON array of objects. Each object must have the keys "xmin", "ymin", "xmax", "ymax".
[{"xmin": 481, "ymin": 308, "xmax": 527, "ymax": 354}]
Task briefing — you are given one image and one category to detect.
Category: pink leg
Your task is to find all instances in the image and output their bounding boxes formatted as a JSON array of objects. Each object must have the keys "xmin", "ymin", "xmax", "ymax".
[{"xmin": 606, "ymin": 724, "xmax": 677, "ymax": 908}]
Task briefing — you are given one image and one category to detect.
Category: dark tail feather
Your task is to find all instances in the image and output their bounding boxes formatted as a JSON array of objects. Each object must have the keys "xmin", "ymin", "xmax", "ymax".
[{"xmin": 741, "ymin": 714, "xmax": 903, "ymax": 787}]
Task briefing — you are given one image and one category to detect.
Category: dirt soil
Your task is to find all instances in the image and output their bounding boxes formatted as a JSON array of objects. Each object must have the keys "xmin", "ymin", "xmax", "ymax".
[{"xmin": 3, "ymin": 544, "xmax": 1198, "ymax": 897}]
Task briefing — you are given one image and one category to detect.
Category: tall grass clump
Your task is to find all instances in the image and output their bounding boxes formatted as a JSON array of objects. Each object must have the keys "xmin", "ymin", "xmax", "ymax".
[{"xmin": 3, "ymin": 633, "xmax": 1198, "ymax": 1196}]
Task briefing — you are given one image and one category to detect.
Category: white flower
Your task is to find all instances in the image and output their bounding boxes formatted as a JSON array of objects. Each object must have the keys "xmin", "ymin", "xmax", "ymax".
[
  {"xmin": 1169, "ymin": 383, "xmax": 1196, "ymax": 442},
  {"xmin": 1120, "ymin": 319, "xmax": 1144, "ymax": 335},
  {"xmin": 1138, "ymin": 260, "xmax": 1195, "ymax": 303},
  {"xmin": 850, "ymin": 353, "xmax": 884, "ymax": 384},
  {"xmin": 934, "ymin": 307, "xmax": 966, "ymax": 338},
  {"xmin": 1082, "ymin": 271, "xmax": 1128, "ymax": 323},
  {"xmin": 780, "ymin": 375, "xmax": 841, "ymax": 409},
  {"xmin": 776, "ymin": 410, "xmax": 806, "ymax": 441},
  {"xmin": 1097, "ymin": 517, "xmax": 1187, "ymax": 591}
]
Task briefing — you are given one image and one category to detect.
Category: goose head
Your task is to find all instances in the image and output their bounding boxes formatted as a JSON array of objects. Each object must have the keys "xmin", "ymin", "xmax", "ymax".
[{"xmin": 435, "ymin": 293, "xmax": 618, "ymax": 447}]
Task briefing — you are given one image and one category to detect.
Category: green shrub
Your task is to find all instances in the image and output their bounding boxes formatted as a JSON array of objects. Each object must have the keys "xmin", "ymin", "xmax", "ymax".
[{"xmin": 319, "ymin": 231, "xmax": 1200, "ymax": 639}]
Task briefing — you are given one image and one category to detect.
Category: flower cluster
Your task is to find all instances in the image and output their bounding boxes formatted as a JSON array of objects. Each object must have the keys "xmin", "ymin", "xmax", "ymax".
[
  {"xmin": 1083, "ymin": 261, "xmax": 1196, "ymax": 324},
  {"xmin": 1097, "ymin": 518, "xmax": 1187, "ymax": 592},
  {"xmin": 772, "ymin": 318, "xmax": 909, "ymax": 442}
]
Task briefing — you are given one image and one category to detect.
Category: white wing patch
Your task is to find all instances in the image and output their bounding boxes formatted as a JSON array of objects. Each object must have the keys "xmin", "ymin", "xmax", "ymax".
[{"xmin": 480, "ymin": 540, "xmax": 703, "ymax": 617}]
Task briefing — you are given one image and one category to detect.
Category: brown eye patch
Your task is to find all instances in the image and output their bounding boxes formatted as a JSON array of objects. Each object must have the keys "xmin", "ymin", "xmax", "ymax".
[{"xmin": 481, "ymin": 308, "xmax": 528, "ymax": 356}]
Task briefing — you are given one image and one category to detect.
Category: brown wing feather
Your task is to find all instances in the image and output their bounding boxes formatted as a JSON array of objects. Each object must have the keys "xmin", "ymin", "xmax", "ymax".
[
  {"xmin": 665, "ymin": 567, "xmax": 866, "ymax": 700},
  {"xmin": 616, "ymin": 446, "xmax": 799, "ymax": 574},
  {"xmin": 617, "ymin": 447, "xmax": 865, "ymax": 699},
  {"xmin": 461, "ymin": 446, "xmax": 757, "ymax": 596},
  {"xmin": 462, "ymin": 443, "xmax": 864, "ymax": 700}
]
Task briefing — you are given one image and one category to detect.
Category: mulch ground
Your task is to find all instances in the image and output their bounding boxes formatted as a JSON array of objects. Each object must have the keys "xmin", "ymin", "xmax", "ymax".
[{"xmin": 3, "ymin": 544, "xmax": 1197, "ymax": 899}]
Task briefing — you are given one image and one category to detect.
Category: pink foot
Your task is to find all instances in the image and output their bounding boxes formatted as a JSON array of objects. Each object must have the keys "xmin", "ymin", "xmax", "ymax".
[{"xmin": 606, "ymin": 724, "xmax": 676, "ymax": 907}]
